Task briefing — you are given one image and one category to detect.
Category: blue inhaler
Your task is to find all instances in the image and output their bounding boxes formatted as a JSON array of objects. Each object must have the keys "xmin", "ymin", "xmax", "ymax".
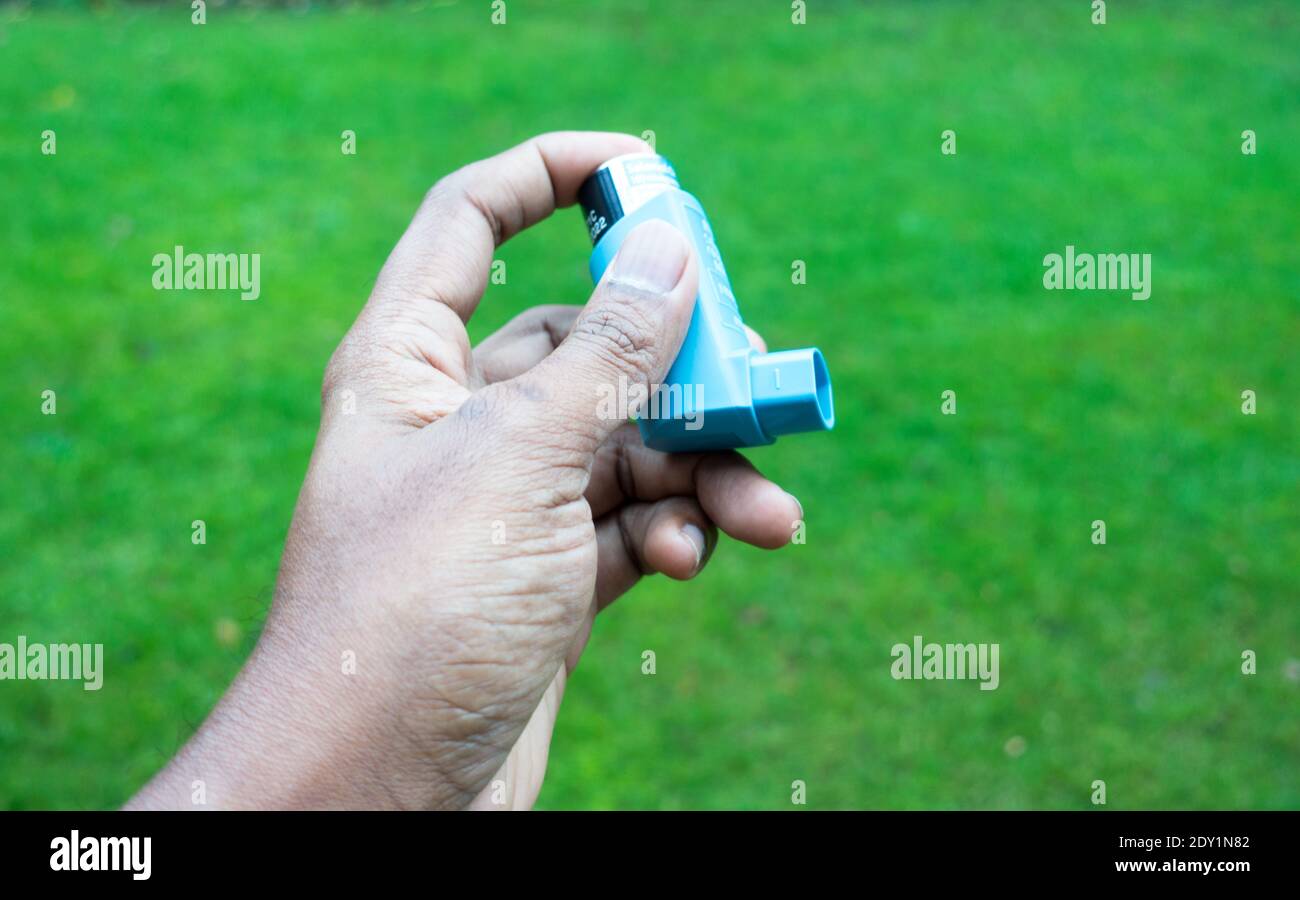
[{"xmin": 577, "ymin": 153, "xmax": 834, "ymax": 452}]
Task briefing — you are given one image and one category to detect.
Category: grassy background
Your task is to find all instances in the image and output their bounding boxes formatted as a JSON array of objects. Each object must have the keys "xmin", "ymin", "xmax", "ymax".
[{"xmin": 0, "ymin": 0, "xmax": 1297, "ymax": 809}]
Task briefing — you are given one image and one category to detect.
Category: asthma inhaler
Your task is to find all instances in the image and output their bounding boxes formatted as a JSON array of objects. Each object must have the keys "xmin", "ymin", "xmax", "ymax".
[{"xmin": 577, "ymin": 153, "xmax": 834, "ymax": 452}]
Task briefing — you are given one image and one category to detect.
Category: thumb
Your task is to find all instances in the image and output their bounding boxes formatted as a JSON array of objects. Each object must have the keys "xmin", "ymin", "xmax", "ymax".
[{"xmin": 514, "ymin": 218, "xmax": 699, "ymax": 455}]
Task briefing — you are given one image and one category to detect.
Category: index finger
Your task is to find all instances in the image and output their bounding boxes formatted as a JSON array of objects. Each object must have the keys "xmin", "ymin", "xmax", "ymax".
[{"xmin": 372, "ymin": 131, "xmax": 652, "ymax": 323}]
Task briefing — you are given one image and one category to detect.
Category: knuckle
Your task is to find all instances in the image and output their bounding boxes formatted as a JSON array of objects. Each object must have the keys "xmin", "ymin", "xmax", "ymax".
[
  {"xmin": 426, "ymin": 163, "xmax": 507, "ymax": 246},
  {"xmin": 321, "ymin": 333, "xmax": 361, "ymax": 403},
  {"xmin": 421, "ymin": 171, "xmax": 462, "ymax": 210},
  {"xmin": 374, "ymin": 301, "xmax": 473, "ymax": 379},
  {"xmin": 319, "ymin": 322, "xmax": 399, "ymax": 412}
]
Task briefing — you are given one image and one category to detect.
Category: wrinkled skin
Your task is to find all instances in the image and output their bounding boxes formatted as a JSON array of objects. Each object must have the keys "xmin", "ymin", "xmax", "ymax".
[{"xmin": 128, "ymin": 132, "xmax": 802, "ymax": 810}]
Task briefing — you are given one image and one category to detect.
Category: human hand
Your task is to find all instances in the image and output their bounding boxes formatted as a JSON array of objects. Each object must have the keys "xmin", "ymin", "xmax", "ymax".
[{"xmin": 129, "ymin": 132, "xmax": 803, "ymax": 811}]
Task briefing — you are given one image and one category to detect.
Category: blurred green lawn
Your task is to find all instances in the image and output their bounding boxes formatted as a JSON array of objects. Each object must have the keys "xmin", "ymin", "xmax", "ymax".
[{"xmin": 1, "ymin": 0, "xmax": 1297, "ymax": 809}]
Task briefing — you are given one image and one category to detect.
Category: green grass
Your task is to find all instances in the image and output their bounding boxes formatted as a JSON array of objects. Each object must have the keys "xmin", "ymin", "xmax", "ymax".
[{"xmin": 1, "ymin": 0, "xmax": 1297, "ymax": 809}]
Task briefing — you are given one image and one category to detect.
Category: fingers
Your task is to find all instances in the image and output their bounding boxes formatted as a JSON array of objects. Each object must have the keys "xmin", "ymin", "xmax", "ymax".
[
  {"xmin": 594, "ymin": 497, "xmax": 716, "ymax": 609},
  {"xmin": 471, "ymin": 304, "xmax": 581, "ymax": 386},
  {"xmin": 587, "ymin": 424, "xmax": 801, "ymax": 550},
  {"xmin": 373, "ymin": 131, "xmax": 651, "ymax": 322},
  {"xmin": 508, "ymin": 219, "xmax": 700, "ymax": 456}
]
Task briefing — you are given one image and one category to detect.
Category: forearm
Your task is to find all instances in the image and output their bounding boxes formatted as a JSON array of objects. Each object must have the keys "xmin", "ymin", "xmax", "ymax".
[
  {"xmin": 126, "ymin": 646, "xmax": 366, "ymax": 809},
  {"xmin": 124, "ymin": 627, "xmax": 459, "ymax": 810}
]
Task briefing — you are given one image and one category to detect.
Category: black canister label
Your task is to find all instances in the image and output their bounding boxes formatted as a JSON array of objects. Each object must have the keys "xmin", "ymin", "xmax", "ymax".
[{"xmin": 577, "ymin": 154, "xmax": 680, "ymax": 245}]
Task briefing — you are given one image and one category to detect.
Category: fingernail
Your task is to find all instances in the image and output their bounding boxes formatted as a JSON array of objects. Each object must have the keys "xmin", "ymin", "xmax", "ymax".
[
  {"xmin": 786, "ymin": 491, "xmax": 804, "ymax": 521},
  {"xmin": 680, "ymin": 523, "xmax": 706, "ymax": 572},
  {"xmin": 610, "ymin": 220, "xmax": 689, "ymax": 294}
]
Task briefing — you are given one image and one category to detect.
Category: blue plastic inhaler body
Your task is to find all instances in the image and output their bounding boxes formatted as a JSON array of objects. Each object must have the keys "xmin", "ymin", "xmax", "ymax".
[{"xmin": 577, "ymin": 154, "xmax": 835, "ymax": 453}]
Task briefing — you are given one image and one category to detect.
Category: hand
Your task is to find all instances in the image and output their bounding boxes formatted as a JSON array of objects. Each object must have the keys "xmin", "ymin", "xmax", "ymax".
[{"xmin": 128, "ymin": 132, "xmax": 803, "ymax": 810}]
